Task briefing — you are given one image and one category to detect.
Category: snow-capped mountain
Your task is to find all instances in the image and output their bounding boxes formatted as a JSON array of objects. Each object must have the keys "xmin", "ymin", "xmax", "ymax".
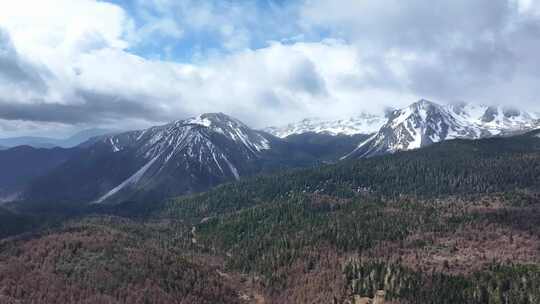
[
  {"xmin": 450, "ymin": 103, "xmax": 539, "ymax": 135},
  {"xmin": 345, "ymin": 99, "xmax": 540, "ymax": 158},
  {"xmin": 93, "ymin": 113, "xmax": 272, "ymax": 203},
  {"xmin": 24, "ymin": 113, "xmax": 287, "ymax": 204},
  {"xmin": 264, "ymin": 113, "xmax": 386, "ymax": 138},
  {"xmin": 19, "ymin": 105, "xmax": 540, "ymax": 204},
  {"xmin": 102, "ymin": 113, "xmax": 270, "ymax": 157}
]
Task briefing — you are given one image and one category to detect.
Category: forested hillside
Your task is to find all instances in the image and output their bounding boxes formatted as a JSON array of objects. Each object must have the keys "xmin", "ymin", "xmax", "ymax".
[
  {"xmin": 166, "ymin": 132, "xmax": 540, "ymax": 220},
  {"xmin": 0, "ymin": 217, "xmax": 246, "ymax": 304},
  {"xmin": 2, "ymin": 132, "xmax": 540, "ymax": 303}
]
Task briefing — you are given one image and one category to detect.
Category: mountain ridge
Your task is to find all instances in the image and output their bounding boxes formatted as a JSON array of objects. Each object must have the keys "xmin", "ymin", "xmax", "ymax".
[
  {"xmin": 264, "ymin": 113, "xmax": 386, "ymax": 138},
  {"xmin": 92, "ymin": 113, "xmax": 273, "ymax": 203},
  {"xmin": 0, "ymin": 128, "xmax": 115, "ymax": 149},
  {"xmin": 0, "ymin": 146, "xmax": 79, "ymax": 202},
  {"xmin": 345, "ymin": 99, "xmax": 540, "ymax": 158},
  {"xmin": 22, "ymin": 113, "xmax": 328, "ymax": 204},
  {"xmin": 10, "ymin": 103, "xmax": 540, "ymax": 205}
]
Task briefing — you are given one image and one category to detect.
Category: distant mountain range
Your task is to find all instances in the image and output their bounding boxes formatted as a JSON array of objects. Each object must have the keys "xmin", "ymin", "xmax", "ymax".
[
  {"xmin": 267, "ymin": 100, "xmax": 539, "ymax": 139},
  {"xmin": 265, "ymin": 99, "xmax": 540, "ymax": 159},
  {"xmin": 0, "ymin": 128, "xmax": 115, "ymax": 149},
  {"xmin": 2, "ymin": 100, "xmax": 539, "ymax": 205},
  {"xmin": 265, "ymin": 113, "xmax": 386, "ymax": 137},
  {"xmin": 0, "ymin": 146, "xmax": 79, "ymax": 202},
  {"xmin": 345, "ymin": 99, "xmax": 540, "ymax": 158}
]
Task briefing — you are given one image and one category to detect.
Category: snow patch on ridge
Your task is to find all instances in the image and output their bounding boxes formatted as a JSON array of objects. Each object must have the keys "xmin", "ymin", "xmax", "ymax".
[
  {"xmin": 185, "ymin": 115, "xmax": 212, "ymax": 127},
  {"xmin": 221, "ymin": 154, "xmax": 240, "ymax": 180},
  {"xmin": 95, "ymin": 155, "xmax": 160, "ymax": 203},
  {"xmin": 109, "ymin": 138, "xmax": 120, "ymax": 152},
  {"xmin": 341, "ymin": 133, "xmax": 377, "ymax": 160}
]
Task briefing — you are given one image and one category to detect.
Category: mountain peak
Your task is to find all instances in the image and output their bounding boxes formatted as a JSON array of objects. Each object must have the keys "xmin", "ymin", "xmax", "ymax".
[
  {"xmin": 182, "ymin": 112, "xmax": 241, "ymax": 128},
  {"xmin": 410, "ymin": 99, "xmax": 438, "ymax": 110},
  {"xmin": 345, "ymin": 100, "xmax": 540, "ymax": 159},
  {"xmin": 417, "ymin": 98, "xmax": 433, "ymax": 104},
  {"xmin": 199, "ymin": 112, "xmax": 235, "ymax": 121},
  {"xmin": 42, "ymin": 112, "xmax": 275, "ymax": 204}
]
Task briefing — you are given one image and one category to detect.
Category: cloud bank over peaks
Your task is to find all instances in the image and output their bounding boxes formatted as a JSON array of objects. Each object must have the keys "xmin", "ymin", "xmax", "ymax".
[{"xmin": 0, "ymin": 0, "xmax": 539, "ymax": 137}]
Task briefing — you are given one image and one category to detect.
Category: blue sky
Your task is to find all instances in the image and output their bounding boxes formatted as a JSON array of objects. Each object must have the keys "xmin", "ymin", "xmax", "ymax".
[
  {"xmin": 110, "ymin": 0, "xmax": 312, "ymax": 62},
  {"xmin": 0, "ymin": 0, "xmax": 540, "ymax": 137}
]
